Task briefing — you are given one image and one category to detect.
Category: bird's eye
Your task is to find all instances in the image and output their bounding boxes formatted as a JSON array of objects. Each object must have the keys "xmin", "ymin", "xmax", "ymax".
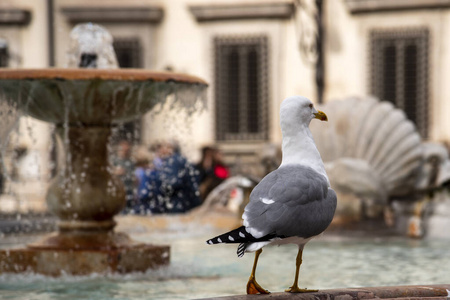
[{"xmin": 309, "ymin": 104, "xmax": 313, "ymax": 108}]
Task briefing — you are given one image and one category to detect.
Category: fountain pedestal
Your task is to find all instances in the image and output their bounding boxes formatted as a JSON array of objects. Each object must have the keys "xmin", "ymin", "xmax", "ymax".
[
  {"xmin": 0, "ymin": 125, "xmax": 170, "ymax": 276},
  {"xmin": 0, "ymin": 69, "xmax": 206, "ymax": 275}
]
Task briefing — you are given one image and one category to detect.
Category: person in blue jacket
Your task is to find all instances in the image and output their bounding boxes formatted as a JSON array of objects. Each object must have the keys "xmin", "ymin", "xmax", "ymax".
[{"xmin": 137, "ymin": 141, "xmax": 201, "ymax": 214}]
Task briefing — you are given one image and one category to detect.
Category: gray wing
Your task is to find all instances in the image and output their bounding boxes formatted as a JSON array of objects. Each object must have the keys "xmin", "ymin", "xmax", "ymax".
[{"xmin": 243, "ymin": 165, "xmax": 337, "ymax": 239}]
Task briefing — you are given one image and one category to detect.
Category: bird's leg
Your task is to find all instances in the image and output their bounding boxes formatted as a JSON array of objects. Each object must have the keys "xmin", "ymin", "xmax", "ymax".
[
  {"xmin": 246, "ymin": 249, "xmax": 270, "ymax": 294},
  {"xmin": 285, "ymin": 247, "xmax": 318, "ymax": 293}
]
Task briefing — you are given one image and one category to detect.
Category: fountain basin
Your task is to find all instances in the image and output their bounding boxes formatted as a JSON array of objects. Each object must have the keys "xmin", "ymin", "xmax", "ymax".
[
  {"xmin": 0, "ymin": 68, "xmax": 207, "ymax": 229},
  {"xmin": 0, "ymin": 68, "xmax": 207, "ymax": 125},
  {"xmin": 0, "ymin": 68, "xmax": 207, "ymax": 275}
]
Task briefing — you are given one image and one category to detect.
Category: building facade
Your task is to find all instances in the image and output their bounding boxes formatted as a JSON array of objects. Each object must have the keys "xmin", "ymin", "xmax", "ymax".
[{"xmin": 1, "ymin": 0, "xmax": 449, "ymax": 197}]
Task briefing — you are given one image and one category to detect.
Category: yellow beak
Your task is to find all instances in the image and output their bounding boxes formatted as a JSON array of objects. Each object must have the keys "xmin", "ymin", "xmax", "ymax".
[{"xmin": 314, "ymin": 110, "xmax": 328, "ymax": 122}]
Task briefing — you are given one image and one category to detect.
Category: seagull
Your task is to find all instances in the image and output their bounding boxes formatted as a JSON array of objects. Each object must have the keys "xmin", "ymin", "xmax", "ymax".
[{"xmin": 206, "ymin": 96, "xmax": 337, "ymax": 294}]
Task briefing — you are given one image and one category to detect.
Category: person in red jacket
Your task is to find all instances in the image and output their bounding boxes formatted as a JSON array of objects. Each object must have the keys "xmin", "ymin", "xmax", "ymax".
[{"xmin": 196, "ymin": 146, "xmax": 229, "ymax": 200}]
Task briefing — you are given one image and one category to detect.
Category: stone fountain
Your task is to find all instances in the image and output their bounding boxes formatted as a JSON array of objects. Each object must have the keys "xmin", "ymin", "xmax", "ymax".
[{"xmin": 0, "ymin": 24, "xmax": 207, "ymax": 276}]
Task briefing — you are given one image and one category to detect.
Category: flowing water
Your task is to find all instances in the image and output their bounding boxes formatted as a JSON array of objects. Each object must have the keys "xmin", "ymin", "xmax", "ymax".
[{"xmin": 0, "ymin": 224, "xmax": 449, "ymax": 300}]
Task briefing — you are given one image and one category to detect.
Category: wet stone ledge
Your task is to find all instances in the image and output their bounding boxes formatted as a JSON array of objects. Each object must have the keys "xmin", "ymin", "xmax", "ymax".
[{"xmin": 197, "ymin": 284, "xmax": 450, "ymax": 300}]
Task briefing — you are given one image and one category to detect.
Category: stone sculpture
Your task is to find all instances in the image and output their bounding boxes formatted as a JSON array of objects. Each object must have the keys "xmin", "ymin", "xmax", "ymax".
[{"xmin": 310, "ymin": 96, "xmax": 450, "ymax": 233}]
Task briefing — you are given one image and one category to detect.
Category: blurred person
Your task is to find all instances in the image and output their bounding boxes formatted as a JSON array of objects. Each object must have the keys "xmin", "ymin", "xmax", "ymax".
[
  {"xmin": 133, "ymin": 146, "xmax": 154, "ymax": 186},
  {"xmin": 196, "ymin": 146, "xmax": 215, "ymax": 183},
  {"xmin": 137, "ymin": 140, "xmax": 201, "ymax": 214},
  {"xmin": 120, "ymin": 146, "xmax": 155, "ymax": 214},
  {"xmin": 112, "ymin": 140, "xmax": 136, "ymax": 210},
  {"xmin": 196, "ymin": 146, "xmax": 230, "ymax": 200},
  {"xmin": 213, "ymin": 148, "xmax": 229, "ymax": 179}
]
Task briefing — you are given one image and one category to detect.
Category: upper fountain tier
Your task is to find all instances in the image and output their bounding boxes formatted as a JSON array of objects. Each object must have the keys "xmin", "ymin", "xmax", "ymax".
[{"xmin": 0, "ymin": 68, "xmax": 207, "ymax": 126}]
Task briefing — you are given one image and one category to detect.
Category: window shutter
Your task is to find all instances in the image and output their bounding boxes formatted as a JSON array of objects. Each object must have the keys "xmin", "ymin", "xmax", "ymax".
[
  {"xmin": 371, "ymin": 28, "xmax": 429, "ymax": 138},
  {"xmin": 215, "ymin": 36, "xmax": 269, "ymax": 141}
]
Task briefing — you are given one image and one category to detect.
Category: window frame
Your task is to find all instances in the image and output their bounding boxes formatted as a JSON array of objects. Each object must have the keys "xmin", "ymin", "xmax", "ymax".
[
  {"xmin": 113, "ymin": 38, "xmax": 143, "ymax": 69},
  {"xmin": 370, "ymin": 28, "xmax": 429, "ymax": 138},
  {"xmin": 214, "ymin": 35, "xmax": 269, "ymax": 141}
]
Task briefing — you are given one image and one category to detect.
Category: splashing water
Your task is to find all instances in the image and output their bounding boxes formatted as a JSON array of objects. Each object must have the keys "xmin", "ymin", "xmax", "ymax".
[
  {"xmin": 0, "ymin": 75, "xmax": 206, "ymax": 126},
  {"xmin": 0, "ymin": 97, "xmax": 20, "ymax": 149},
  {"xmin": 66, "ymin": 23, "xmax": 118, "ymax": 69},
  {"xmin": 0, "ymin": 96, "xmax": 20, "ymax": 193}
]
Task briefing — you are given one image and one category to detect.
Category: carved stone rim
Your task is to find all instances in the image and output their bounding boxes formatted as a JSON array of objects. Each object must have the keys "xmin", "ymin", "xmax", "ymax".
[{"xmin": 0, "ymin": 68, "xmax": 208, "ymax": 85}]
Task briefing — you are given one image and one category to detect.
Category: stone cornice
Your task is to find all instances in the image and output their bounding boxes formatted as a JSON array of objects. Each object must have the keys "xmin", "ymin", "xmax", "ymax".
[
  {"xmin": 61, "ymin": 6, "xmax": 164, "ymax": 24},
  {"xmin": 346, "ymin": 0, "xmax": 450, "ymax": 14},
  {"xmin": 189, "ymin": 2, "xmax": 295, "ymax": 22},
  {"xmin": 0, "ymin": 9, "xmax": 31, "ymax": 26}
]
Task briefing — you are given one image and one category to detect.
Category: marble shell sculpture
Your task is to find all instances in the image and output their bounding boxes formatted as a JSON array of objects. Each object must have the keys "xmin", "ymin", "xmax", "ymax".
[{"xmin": 310, "ymin": 96, "xmax": 424, "ymax": 205}]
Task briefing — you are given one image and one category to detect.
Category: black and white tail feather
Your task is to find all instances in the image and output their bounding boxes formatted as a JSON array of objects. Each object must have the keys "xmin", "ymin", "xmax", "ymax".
[{"xmin": 206, "ymin": 226, "xmax": 278, "ymax": 258}]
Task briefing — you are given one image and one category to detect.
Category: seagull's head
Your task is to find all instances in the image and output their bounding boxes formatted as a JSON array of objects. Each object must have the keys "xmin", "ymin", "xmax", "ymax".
[{"xmin": 280, "ymin": 96, "xmax": 328, "ymax": 129}]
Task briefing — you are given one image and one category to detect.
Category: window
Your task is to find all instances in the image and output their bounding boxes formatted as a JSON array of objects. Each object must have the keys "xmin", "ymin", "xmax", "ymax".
[
  {"xmin": 370, "ymin": 28, "xmax": 429, "ymax": 137},
  {"xmin": 215, "ymin": 36, "xmax": 269, "ymax": 141},
  {"xmin": 113, "ymin": 38, "xmax": 142, "ymax": 68},
  {"xmin": 0, "ymin": 39, "xmax": 8, "ymax": 67}
]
